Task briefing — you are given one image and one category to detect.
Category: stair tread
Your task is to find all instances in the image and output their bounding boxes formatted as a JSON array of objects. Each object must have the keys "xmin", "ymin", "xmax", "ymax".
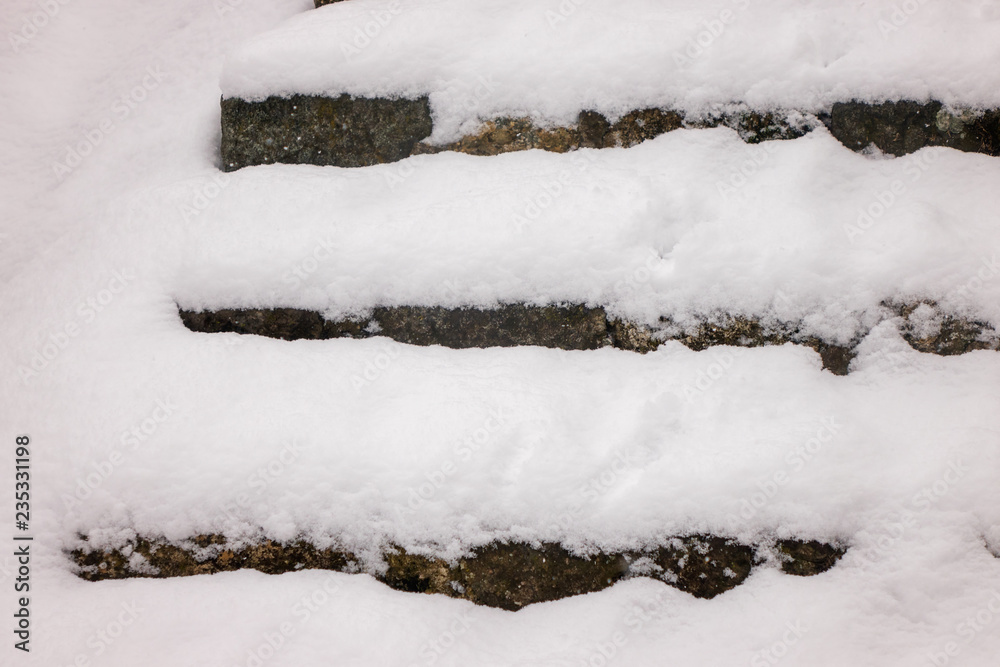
[
  {"xmin": 222, "ymin": 0, "xmax": 1000, "ymax": 141},
  {"xmin": 170, "ymin": 130, "xmax": 1000, "ymax": 338}
]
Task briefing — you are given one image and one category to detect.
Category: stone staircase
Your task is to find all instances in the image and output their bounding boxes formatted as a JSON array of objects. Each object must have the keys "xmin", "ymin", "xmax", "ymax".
[{"xmin": 72, "ymin": 0, "xmax": 999, "ymax": 620}]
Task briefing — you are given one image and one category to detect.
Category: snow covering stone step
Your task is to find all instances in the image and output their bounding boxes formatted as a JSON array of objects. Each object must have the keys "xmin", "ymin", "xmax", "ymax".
[
  {"xmin": 177, "ymin": 128, "xmax": 1000, "ymax": 341},
  {"xmin": 220, "ymin": 97, "xmax": 1000, "ymax": 170},
  {"xmin": 177, "ymin": 304, "xmax": 998, "ymax": 376},
  {"xmin": 73, "ymin": 535, "xmax": 844, "ymax": 610}
]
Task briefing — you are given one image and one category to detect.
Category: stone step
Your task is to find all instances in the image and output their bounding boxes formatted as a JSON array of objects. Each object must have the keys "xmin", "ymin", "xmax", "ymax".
[
  {"xmin": 178, "ymin": 303, "xmax": 998, "ymax": 376},
  {"xmin": 72, "ymin": 535, "xmax": 844, "ymax": 610},
  {"xmin": 221, "ymin": 97, "xmax": 1000, "ymax": 171}
]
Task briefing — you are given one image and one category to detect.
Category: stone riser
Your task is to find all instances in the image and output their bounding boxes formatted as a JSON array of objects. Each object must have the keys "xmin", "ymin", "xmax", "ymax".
[
  {"xmin": 73, "ymin": 536, "xmax": 844, "ymax": 610},
  {"xmin": 220, "ymin": 96, "xmax": 1000, "ymax": 171},
  {"xmin": 178, "ymin": 304, "xmax": 998, "ymax": 377}
]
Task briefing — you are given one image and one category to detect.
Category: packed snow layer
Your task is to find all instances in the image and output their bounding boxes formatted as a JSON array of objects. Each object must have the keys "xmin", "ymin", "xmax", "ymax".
[
  {"xmin": 169, "ymin": 129, "xmax": 1000, "ymax": 344},
  {"xmin": 49, "ymin": 324, "xmax": 1000, "ymax": 556},
  {"xmin": 3, "ymin": 0, "xmax": 1000, "ymax": 665},
  {"xmin": 221, "ymin": 0, "xmax": 1000, "ymax": 140}
]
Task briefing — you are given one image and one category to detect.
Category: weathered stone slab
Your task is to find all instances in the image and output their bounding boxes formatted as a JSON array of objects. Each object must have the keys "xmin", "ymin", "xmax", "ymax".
[
  {"xmin": 629, "ymin": 535, "xmax": 755, "ymax": 599},
  {"xmin": 73, "ymin": 536, "xmax": 355, "ymax": 580},
  {"xmin": 828, "ymin": 101, "xmax": 1000, "ymax": 156},
  {"xmin": 220, "ymin": 94, "xmax": 433, "ymax": 170},
  {"xmin": 74, "ymin": 535, "xmax": 836, "ymax": 607},
  {"xmin": 369, "ymin": 305, "xmax": 610, "ymax": 350},
  {"xmin": 220, "ymin": 95, "xmax": 999, "ymax": 171},
  {"xmin": 180, "ymin": 305, "xmax": 612, "ymax": 351},
  {"xmin": 179, "ymin": 304, "xmax": 998, "ymax": 375}
]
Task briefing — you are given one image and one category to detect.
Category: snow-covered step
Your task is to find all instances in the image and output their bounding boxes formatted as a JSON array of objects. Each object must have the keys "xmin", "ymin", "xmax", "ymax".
[
  {"xmin": 59, "ymin": 319, "xmax": 1000, "ymax": 581},
  {"xmin": 218, "ymin": 0, "xmax": 1000, "ymax": 169},
  {"xmin": 73, "ymin": 535, "xmax": 844, "ymax": 609},
  {"xmin": 171, "ymin": 130, "xmax": 1000, "ymax": 360}
]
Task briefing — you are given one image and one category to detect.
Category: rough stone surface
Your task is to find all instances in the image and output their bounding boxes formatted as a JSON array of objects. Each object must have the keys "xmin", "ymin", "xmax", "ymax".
[
  {"xmin": 182, "ymin": 305, "xmax": 612, "ymax": 351},
  {"xmin": 456, "ymin": 543, "xmax": 629, "ymax": 610},
  {"xmin": 73, "ymin": 536, "xmax": 355, "ymax": 580},
  {"xmin": 413, "ymin": 117, "xmax": 580, "ymax": 156},
  {"xmin": 631, "ymin": 535, "xmax": 755, "ymax": 599},
  {"xmin": 776, "ymin": 539, "xmax": 847, "ymax": 576},
  {"xmin": 370, "ymin": 305, "xmax": 610, "ymax": 350},
  {"xmin": 677, "ymin": 317, "xmax": 790, "ymax": 352},
  {"xmin": 893, "ymin": 302, "xmax": 999, "ymax": 355},
  {"xmin": 180, "ymin": 307, "xmax": 327, "ymax": 340},
  {"xmin": 220, "ymin": 96, "xmax": 999, "ymax": 168},
  {"xmin": 903, "ymin": 316, "xmax": 997, "ymax": 355},
  {"xmin": 381, "ymin": 550, "xmax": 454, "ymax": 594},
  {"xmin": 828, "ymin": 101, "xmax": 1000, "ymax": 156},
  {"xmin": 180, "ymin": 305, "xmax": 995, "ymax": 373},
  {"xmin": 412, "ymin": 108, "xmax": 803, "ymax": 157},
  {"xmin": 73, "ymin": 535, "xmax": 794, "ymax": 607},
  {"xmin": 220, "ymin": 94, "xmax": 433, "ymax": 170}
]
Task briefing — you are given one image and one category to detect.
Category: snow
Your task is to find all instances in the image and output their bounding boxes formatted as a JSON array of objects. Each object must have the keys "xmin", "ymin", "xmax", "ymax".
[
  {"xmin": 2, "ymin": 0, "xmax": 1000, "ymax": 666},
  {"xmin": 221, "ymin": 0, "xmax": 1000, "ymax": 140}
]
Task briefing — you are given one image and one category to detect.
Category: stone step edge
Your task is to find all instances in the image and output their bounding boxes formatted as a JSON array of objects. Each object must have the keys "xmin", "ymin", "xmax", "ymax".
[
  {"xmin": 178, "ymin": 303, "xmax": 999, "ymax": 377},
  {"xmin": 220, "ymin": 96, "xmax": 1000, "ymax": 171},
  {"xmin": 72, "ymin": 535, "xmax": 845, "ymax": 610}
]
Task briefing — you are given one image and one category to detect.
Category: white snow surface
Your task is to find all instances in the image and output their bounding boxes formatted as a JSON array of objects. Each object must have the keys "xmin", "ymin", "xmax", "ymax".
[
  {"xmin": 2, "ymin": 0, "xmax": 1000, "ymax": 666},
  {"xmin": 221, "ymin": 0, "xmax": 1000, "ymax": 140}
]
